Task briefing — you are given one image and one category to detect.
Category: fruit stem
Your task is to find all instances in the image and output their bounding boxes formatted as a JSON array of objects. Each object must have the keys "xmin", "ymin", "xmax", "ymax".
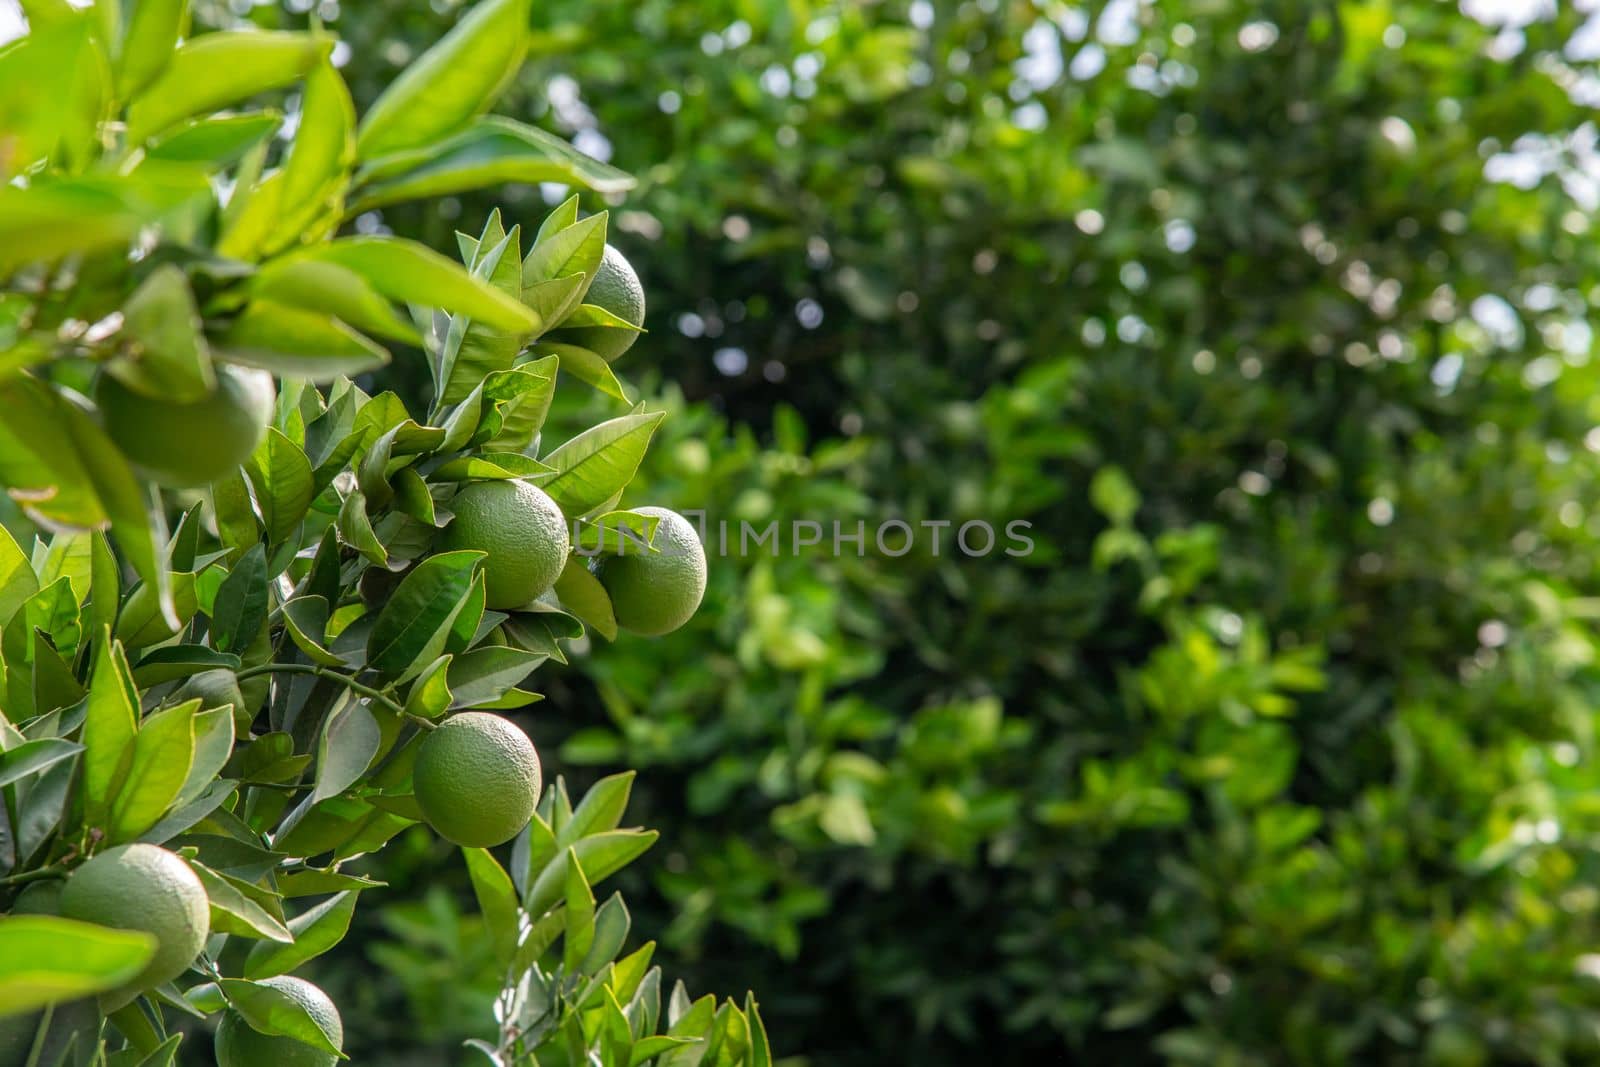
[
  {"xmin": 234, "ymin": 663, "xmax": 434, "ymax": 730},
  {"xmin": 0, "ymin": 861, "xmax": 69, "ymax": 887}
]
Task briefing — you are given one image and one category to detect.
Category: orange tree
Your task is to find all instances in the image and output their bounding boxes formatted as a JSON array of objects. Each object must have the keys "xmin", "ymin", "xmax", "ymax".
[{"xmin": 0, "ymin": 2, "xmax": 767, "ymax": 1065}]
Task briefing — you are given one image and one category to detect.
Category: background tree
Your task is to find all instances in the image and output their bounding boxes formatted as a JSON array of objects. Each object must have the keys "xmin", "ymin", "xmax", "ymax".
[{"xmin": 297, "ymin": 0, "xmax": 1600, "ymax": 1064}]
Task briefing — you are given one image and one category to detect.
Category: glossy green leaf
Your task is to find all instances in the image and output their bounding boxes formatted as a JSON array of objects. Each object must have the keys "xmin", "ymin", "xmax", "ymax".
[
  {"xmin": 242, "ymin": 891, "xmax": 358, "ymax": 979},
  {"xmin": 355, "ymin": 0, "xmax": 530, "ymax": 159},
  {"xmin": 83, "ymin": 634, "xmax": 139, "ymax": 827},
  {"xmin": 145, "ymin": 111, "xmax": 283, "ymax": 166},
  {"xmin": 297, "ymin": 237, "xmax": 540, "ymax": 334},
  {"xmin": 116, "ymin": 0, "xmax": 189, "ymax": 100},
  {"xmin": 106, "ymin": 698, "xmax": 199, "ymax": 843},
  {"xmin": 551, "ymin": 558, "xmax": 616, "ymax": 641},
  {"xmin": 126, "ymin": 31, "xmax": 331, "ymax": 143},
  {"xmin": 523, "ymin": 830, "xmax": 659, "ymax": 917},
  {"xmin": 350, "ymin": 117, "xmax": 634, "ymax": 212},
  {"xmin": 210, "ymin": 544, "xmax": 269, "ymax": 654},
  {"xmin": 191, "ymin": 862, "xmax": 293, "ymax": 943},
  {"xmin": 463, "ymin": 847, "xmax": 519, "ymax": 967},
  {"xmin": 0, "ymin": 917, "xmax": 156, "ymax": 1016},
  {"xmin": 446, "ymin": 646, "xmax": 542, "ymax": 709},
  {"xmin": 218, "ymin": 302, "xmax": 391, "ymax": 379},
  {"xmin": 540, "ymin": 412, "xmax": 665, "ymax": 516},
  {"xmin": 366, "ymin": 550, "xmax": 483, "ymax": 679}
]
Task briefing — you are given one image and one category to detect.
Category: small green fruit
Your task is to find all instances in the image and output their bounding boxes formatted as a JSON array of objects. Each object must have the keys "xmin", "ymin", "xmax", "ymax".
[
  {"xmin": 215, "ymin": 976, "xmax": 343, "ymax": 1067},
  {"xmin": 413, "ymin": 712, "xmax": 541, "ymax": 847}
]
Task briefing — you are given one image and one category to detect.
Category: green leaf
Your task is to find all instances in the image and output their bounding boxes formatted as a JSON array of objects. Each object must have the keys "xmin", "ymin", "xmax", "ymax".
[
  {"xmin": 0, "ymin": 378, "xmax": 172, "ymax": 627},
  {"xmin": 562, "ymin": 850, "xmax": 596, "ymax": 973},
  {"xmin": 1090, "ymin": 466, "xmax": 1140, "ymax": 525},
  {"xmin": 0, "ymin": 738, "xmax": 81, "ymax": 788},
  {"xmin": 746, "ymin": 994, "xmax": 772, "ymax": 1067},
  {"xmin": 580, "ymin": 893, "xmax": 629, "ymax": 976},
  {"xmin": 560, "ymin": 771, "xmax": 636, "ymax": 847},
  {"xmin": 281, "ymin": 596, "xmax": 345, "ymax": 667},
  {"xmin": 522, "ymin": 212, "xmax": 606, "ymax": 286},
  {"xmin": 191, "ymin": 863, "xmax": 293, "ymax": 943},
  {"xmin": 437, "ymin": 231, "xmax": 522, "ymax": 404},
  {"xmin": 574, "ymin": 510, "xmax": 661, "ymax": 555},
  {"xmin": 218, "ymin": 977, "xmax": 343, "ymax": 1057},
  {"xmin": 276, "ymin": 869, "xmax": 385, "ymax": 897},
  {"xmin": 88, "ymin": 530, "xmax": 119, "ymax": 641},
  {"xmin": 210, "ymin": 544, "xmax": 269, "ymax": 654},
  {"xmin": 242, "ymin": 891, "xmax": 358, "ymax": 979},
  {"xmin": 0, "ymin": 522, "xmax": 38, "ymax": 628},
  {"xmin": 245, "ymin": 430, "xmax": 315, "ymax": 546},
  {"xmin": 0, "ymin": 17, "xmax": 108, "ymax": 178},
  {"xmin": 462, "ymin": 847, "xmax": 519, "ymax": 967},
  {"xmin": 0, "ymin": 916, "xmax": 156, "ymax": 1016},
  {"xmin": 523, "ymin": 830, "xmax": 658, "ymax": 917},
  {"xmin": 313, "ymin": 698, "xmax": 381, "ymax": 802},
  {"xmin": 355, "ymin": 0, "xmax": 530, "ymax": 159},
  {"xmin": 251, "ymin": 259, "xmax": 420, "ymax": 345},
  {"xmin": 540, "ymin": 412, "xmax": 665, "ymax": 516},
  {"xmin": 521, "ymin": 275, "xmax": 590, "ymax": 333},
  {"xmin": 366, "ymin": 550, "xmax": 483, "ymax": 679},
  {"xmin": 350, "ymin": 117, "xmax": 635, "ymax": 212},
  {"xmin": 551, "ymin": 558, "xmax": 617, "ymax": 641},
  {"xmin": 0, "ymin": 179, "xmax": 162, "ymax": 275},
  {"xmin": 337, "ymin": 491, "xmax": 387, "ymax": 566},
  {"xmin": 83, "ymin": 634, "xmax": 140, "ymax": 828},
  {"xmin": 218, "ymin": 302, "xmax": 391, "ymax": 379},
  {"xmin": 557, "ymin": 304, "xmax": 643, "ymax": 332},
  {"xmin": 112, "ymin": 264, "xmax": 214, "ymax": 402},
  {"xmin": 298, "ymin": 237, "xmax": 541, "ymax": 334},
  {"xmin": 107, "ymin": 698, "xmax": 198, "ymax": 843},
  {"xmin": 116, "ymin": 0, "xmax": 190, "ymax": 99},
  {"xmin": 130, "ymin": 646, "xmax": 239, "ymax": 687},
  {"xmin": 446, "ymin": 646, "xmax": 542, "ymax": 709},
  {"xmin": 479, "ymin": 362, "xmax": 557, "ymax": 450},
  {"xmin": 176, "ymin": 705, "xmax": 235, "ymax": 807},
  {"xmin": 533, "ymin": 342, "xmax": 627, "ymax": 400},
  {"xmin": 533, "ymin": 194, "xmax": 580, "ymax": 246},
  {"xmin": 403, "ymin": 655, "xmax": 453, "ymax": 718},
  {"xmin": 145, "ymin": 111, "xmax": 283, "ymax": 167},
  {"xmin": 211, "ymin": 471, "xmax": 259, "ymax": 564},
  {"xmin": 275, "ymin": 59, "xmax": 356, "ymax": 248},
  {"xmin": 430, "ymin": 453, "xmax": 554, "ymax": 482},
  {"xmin": 394, "ymin": 468, "xmax": 438, "ymax": 525},
  {"xmin": 125, "ymin": 31, "xmax": 331, "ymax": 143}
]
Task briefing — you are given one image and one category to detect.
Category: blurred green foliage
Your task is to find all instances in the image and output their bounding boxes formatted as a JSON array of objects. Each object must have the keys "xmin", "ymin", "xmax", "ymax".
[{"xmin": 291, "ymin": 0, "xmax": 1600, "ymax": 1062}]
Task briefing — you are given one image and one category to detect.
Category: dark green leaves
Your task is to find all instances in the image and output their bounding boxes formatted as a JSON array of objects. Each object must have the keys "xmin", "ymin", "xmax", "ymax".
[
  {"xmin": 210, "ymin": 545, "xmax": 268, "ymax": 653},
  {"xmin": 243, "ymin": 890, "xmax": 359, "ymax": 979},
  {"xmin": 366, "ymin": 551, "xmax": 483, "ymax": 679}
]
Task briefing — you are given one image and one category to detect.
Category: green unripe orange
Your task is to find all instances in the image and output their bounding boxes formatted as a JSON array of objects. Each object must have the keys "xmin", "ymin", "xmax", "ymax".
[
  {"xmin": 595, "ymin": 507, "xmax": 707, "ymax": 636},
  {"xmin": 555, "ymin": 244, "xmax": 645, "ymax": 361},
  {"xmin": 413, "ymin": 712, "xmax": 541, "ymax": 847},
  {"xmin": 9, "ymin": 879, "xmax": 62, "ymax": 915},
  {"xmin": 59, "ymin": 844, "xmax": 209, "ymax": 996},
  {"xmin": 442, "ymin": 480, "xmax": 570, "ymax": 609},
  {"xmin": 96, "ymin": 364, "xmax": 276, "ymax": 488},
  {"xmin": 215, "ymin": 975, "xmax": 343, "ymax": 1067}
]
